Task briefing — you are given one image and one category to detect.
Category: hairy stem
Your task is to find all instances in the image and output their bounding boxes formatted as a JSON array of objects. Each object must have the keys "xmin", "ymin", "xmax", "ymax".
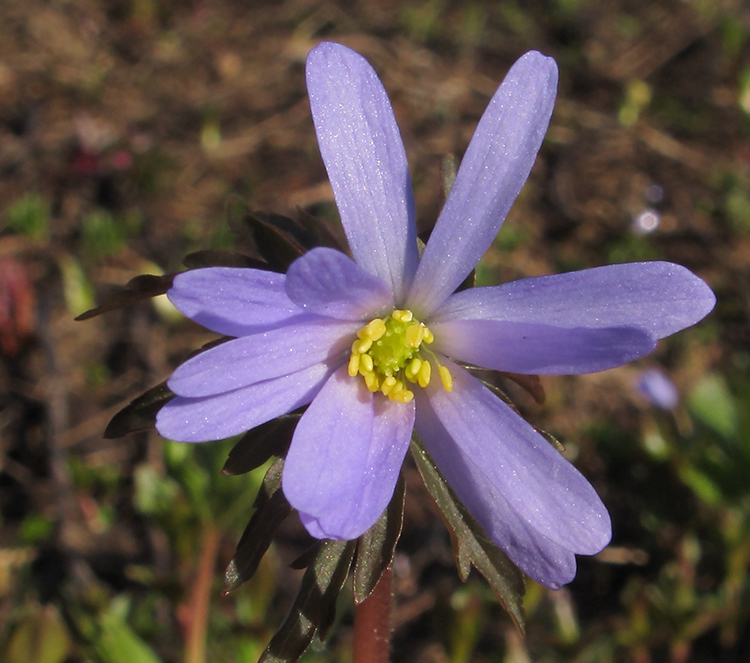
[{"xmin": 353, "ymin": 566, "xmax": 393, "ymax": 663}]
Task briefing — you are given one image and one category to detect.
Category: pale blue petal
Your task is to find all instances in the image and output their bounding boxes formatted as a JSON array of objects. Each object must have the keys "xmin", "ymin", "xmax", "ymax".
[
  {"xmin": 306, "ymin": 41, "xmax": 419, "ymax": 301},
  {"xmin": 416, "ymin": 392, "xmax": 577, "ymax": 587},
  {"xmin": 407, "ymin": 51, "xmax": 558, "ymax": 316},
  {"xmin": 155, "ymin": 361, "xmax": 339, "ymax": 442},
  {"xmin": 636, "ymin": 368, "xmax": 679, "ymax": 410},
  {"xmin": 434, "ymin": 262, "xmax": 716, "ymax": 339},
  {"xmin": 433, "ymin": 319, "xmax": 656, "ymax": 374},
  {"xmin": 285, "ymin": 247, "xmax": 394, "ymax": 320},
  {"xmin": 283, "ymin": 366, "xmax": 414, "ymax": 540},
  {"xmin": 415, "ymin": 361, "xmax": 611, "ymax": 587},
  {"xmin": 168, "ymin": 268, "xmax": 300, "ymax": 336},
  {"xmin": 167, "ymin": 317, "xmax": 359, "ymax": 397}
]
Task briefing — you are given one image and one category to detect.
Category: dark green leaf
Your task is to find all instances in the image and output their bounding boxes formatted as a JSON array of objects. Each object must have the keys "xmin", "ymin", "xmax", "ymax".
[
  {"xmin": 181, "ymin": 249, "xmax": 270, "ymax": 270},
  {"xmin": 224, "ymin": 459, "xmax": 292, "ymax": 593},
  {"xmin": 225, "ymin": 195, "xmax": 253, "ymax": 232},
  {"xmin": 104, "ymin": 382, "xmax": 174, "ymax": 438},
  {"xmin": 295, "ymin": 207, "xmax": 345, "ymax": 252},
  {"xmin": 183, "ymin": 336, "xmax": 233, "ymax": 359},
  {"xmin": 104, "ymin": 338, "xmax": 232, "ymax": 439},
  {"xmin": 75, "ymin": 274, "xmax": 175, "ymax": 321},
  {"xmin": 222, "ymin": 413, "xmax": 301, "ymax": 476},
  {"xmin": 538, "ymin": 429, "xmax": 566, "ymax": 454},
  {"xmin": 411, "ymin": 438, "xmax": 526, "ymax": 634},
  {"xmin": 259, "ymin": 539, "xmax": 356, "ymax": 663},
  {"xmin": 289, "ymin": 541, "xmax": 323, "ymax": 571},
  {"xmin": 243, "ymin": 211, "xmax": 308, "ymax": 271},
  {"xmin": 500, "ymin": 372, "xmax": 546, "ymax": 405},
  {"xmin": 456, "ymin": 268, "xmax": 476, "ymax": 293},
  {"xmin": 441, "ymin": 152, "xmax": 458, "ymax": 199},
  {"xmin": 353, "ymin": 474, "xmax": 405, "ymax": 604}
]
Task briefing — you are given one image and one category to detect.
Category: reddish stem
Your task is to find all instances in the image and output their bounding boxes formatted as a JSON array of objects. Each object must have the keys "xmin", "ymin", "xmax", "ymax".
[
  {"xmin": 183, "ymin": 526, "xmax": 221, "ymax": 663},
  {"xmin": 353, "ymin": 566, "xmax": 393, "ymax": 663}
]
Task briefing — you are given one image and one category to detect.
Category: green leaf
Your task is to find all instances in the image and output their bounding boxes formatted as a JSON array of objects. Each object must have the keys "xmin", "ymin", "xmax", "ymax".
[
  {"xmin": 687, "ymin": 373, "xmax": 739, "ymax": 439},
  {"xmin": 104, "ymin": 382, "xmax": 175, "ymax": 438},
  {"xmin": 259, "ymin": 539, "xmax": 356, "ymax": 663},
  {"xmin": 92, "ymin": 598, "xmax": 163, "ymax": 663},
  {"xmin": 222, "ymin": 413, "xmax": 301, "ymax": 476},
  {"xmin": 411, "ymin": 438, "xmax": 526, "ymax": 634},
  {"xmin": 224, "ymin": 459, "xmax": 292, "ymax": 593},
  {"xmin": 7, "ymin": 604, "xmax": 71, "ymax": 663},
  {"xmin": 75, "ymin": 273, "xmax": 175, "ymax": 321},
  {"xmin": 353, "ymin": 474, "xmax": 405, "ymax": 604}
]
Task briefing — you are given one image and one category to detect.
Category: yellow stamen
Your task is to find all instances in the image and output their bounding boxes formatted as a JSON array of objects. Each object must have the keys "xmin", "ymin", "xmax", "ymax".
[
  {"xmin": 417, "ymin": 360, "xmax": 432, "ymax": 388},
  {"xmin": 391, "ymin": 309, "xmax": 413, "ymax": 323},
  {"xmin": 392, "ymin": 388, "xmax": 414, "ymax": 404},
  {"xmin": 405, "ymin": 357, "xmax": 422, "ymax": 381},
  {"xmin": 405, "ymin": 323, "xmax": 425, "ymax": 348},
  {"xmin": 359, "ymin": 353, "xmax": 374, "ymax": 374},
  {"xmin": 351, "ymin": 338, "xmax": 369, "ymax": 354},
  {"xmin": 381, "ymin": 376, "xmax": 398, "ymax": 396},
  {"xmin": 439, "ymin": 365, "xmax": 453, "ymax": 392},
  {"xmin": 363, "ymin": 372, "xmax": 380, "ymax": 392},
  {"xmin": 358, "ymin": 318, "xmax": 386, "ymax": 341},
  {"xmin": 349, "ymin": 310, "xmax": 449, "ymax": 402}
]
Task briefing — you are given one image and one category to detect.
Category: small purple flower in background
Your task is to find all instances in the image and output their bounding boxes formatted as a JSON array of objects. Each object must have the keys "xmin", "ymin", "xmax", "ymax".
[
  {"xmin": 636, "ymin": 368, "xmax": 680, "ymax": 410},
  {"xmin": 155, "ymin": 42, "xmax": 715, "ymax": 588}
]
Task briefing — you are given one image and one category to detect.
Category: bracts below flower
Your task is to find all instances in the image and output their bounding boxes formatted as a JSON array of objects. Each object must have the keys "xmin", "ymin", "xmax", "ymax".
[{"xmin": 83, "ymin": 41, "xmax": 716, "ymax": 658}]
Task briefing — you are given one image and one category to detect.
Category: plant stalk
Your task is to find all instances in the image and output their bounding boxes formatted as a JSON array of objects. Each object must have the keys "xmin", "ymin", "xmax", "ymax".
[
  {"xmin": 353, "ymin": 566, "xmax": 393, "ymax": 663},
  {"xmin": 184, "ymin": 526, "xmax": 220, "ymax": 663}
]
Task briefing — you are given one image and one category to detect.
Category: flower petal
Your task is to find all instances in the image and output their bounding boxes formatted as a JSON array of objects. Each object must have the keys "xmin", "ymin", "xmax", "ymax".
[
  {"xmin": 156, "ymin": 361, "xmax": 338, "ymax": 442},
  {"xmin": 306, "ymin": 41, "xmax": 419, "ymax": 301},
  {"xmin": 416, "ymin": 396, "xmax": 578, "ymax": 587},
  {"xmin": 433, "ymin": 261, "xmax": 716, "ymax": 339},
  {"xmin": 167, "ymin": 317, "xmax": 359, "ymax": 397},
  {"xmin": 283, "ymin": 366, "xmax": 414, "ymax": 540},
  {"xmin": 433, "ymin": 319, "xmax": 656, "ymax": 374},
  {"xmin": 168, "ymin": 268, "xmax": 300, "ymax": 336},
  {"xmin": 415, "ymin": 361, "xmax": 611, "ymax": 587},
  {"xmin": 407, "ymin": 51, "xmax": 558, "ymax": 316},
  {"xmin": 285, "ymin": 247, "xmax": 394, "ymax": 320}
]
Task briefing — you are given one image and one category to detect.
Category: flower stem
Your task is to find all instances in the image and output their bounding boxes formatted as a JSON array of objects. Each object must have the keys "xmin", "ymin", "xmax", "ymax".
[
  {"xmin": 353, "ymin": 566, "xmax": 393, "ymax": 663},
  {"xmin": 183, "ymin": 526, "xmax": 220, "ymax": 663}
]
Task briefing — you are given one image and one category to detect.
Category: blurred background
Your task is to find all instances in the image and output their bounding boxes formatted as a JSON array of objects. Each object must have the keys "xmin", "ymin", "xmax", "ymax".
[{"xmin": 1, "ymin": 0, "xmax": 749, "ymax": 661}]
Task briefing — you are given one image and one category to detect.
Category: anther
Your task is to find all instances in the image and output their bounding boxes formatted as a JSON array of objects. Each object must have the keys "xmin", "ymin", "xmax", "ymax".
[
  {"xmin": 352, "ymin": 338, "xmax": 372, "ymax": 354},
  {"xmin": 364, "ymin": 373, "xmax": 380, "ymax": 392},
  {"xmin": 392, "ymin": 310, "xmax": 413, "ymax": 323},
  {"xmin": 417, "ymin": 361, "xmax": 432, "ymax": 388},
  {"xmin": 359, "ymin": 353, "xmax": 374, "ymax": 374},
  {"xmin": 405, "ymin": 323, "xmax": 425, "ymax": 348},
  {"xmin": 439, "ymin": 365, "xmax": 453, "ymax": 392},
  {"xmin": 349, "ymin": 310, "xmax": 448, "ymax": 402},
  {"xmin": 381, "ymin": 376, "xmax": 397, "ymax": 396},
  {"xmin": 405, "ymin": 358, "xmax": 422, "ymax": 381},
  {"xmin": 359, "ymin": 318, "xmax": 386, "ymax": 341}
]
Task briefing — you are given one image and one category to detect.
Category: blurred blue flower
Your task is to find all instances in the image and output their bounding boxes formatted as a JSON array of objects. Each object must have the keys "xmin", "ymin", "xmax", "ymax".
[
  {"xmin": 637, "ymin": 368, "xmax": 680, "ymax": 410},
  {"xmin": 155, "ymin": 42, "xmax": 715, "ymax": 588}
]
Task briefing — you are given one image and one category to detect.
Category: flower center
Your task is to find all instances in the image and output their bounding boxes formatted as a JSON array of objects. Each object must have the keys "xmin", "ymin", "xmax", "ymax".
[{"xmin": 348, "ymin": 309, "xmax": 453, "ymax": 403}]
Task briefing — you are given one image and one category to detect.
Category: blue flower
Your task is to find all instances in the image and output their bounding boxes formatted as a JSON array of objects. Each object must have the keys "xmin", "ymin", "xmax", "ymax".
[{"xmin": 155, "ymin": 42, "xmax": 715, "ymax": 588}]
